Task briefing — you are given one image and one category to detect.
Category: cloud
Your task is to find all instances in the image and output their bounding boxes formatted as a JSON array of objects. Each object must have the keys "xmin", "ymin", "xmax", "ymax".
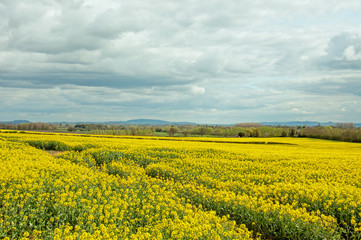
[
  {"xmin": 191, "ymin": 85, "xmax": 205, "ymax": 94},
  {"xmin": 343, "ymin": 45, "xmax": 361, "ymax": 61},
  {"xmin": 1, "ymin": 0, "xmax": 361, "ymax": 123},
  {"xmin": 315, "ymin": 32, "xmax": 361, "ymax": 70}
]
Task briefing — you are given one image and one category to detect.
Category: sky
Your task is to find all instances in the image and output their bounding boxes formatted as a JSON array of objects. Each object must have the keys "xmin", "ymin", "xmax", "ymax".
[{"xmin": 1, "ymin": 0, "xmax": 361, "ymax": 124}]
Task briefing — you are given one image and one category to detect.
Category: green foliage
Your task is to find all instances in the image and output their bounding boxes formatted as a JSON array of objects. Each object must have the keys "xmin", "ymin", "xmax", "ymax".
[
  {"xmin": 0, "ymin": 122, "xmax": 57, "ymax": 131},
  {"xmin": 246, "ymin": 129, "xmax": 253, "ymax": 137},
  {"xmin": 72, "ymin": 144, "xmax": 97, "ymax": 152},
  {"xmin": 252, "ymin": 128, "xmax": 261, "ymax": 137},
  {"xmin": 26, "ymin": 140, "xmax": 95, "ymax": 152},
  {"xmin": 281, "ymin": 129, "xmax": 289, "ymax": 137},
  {"xmin": 300, "ymin": 126, "xmax": 361, "ymax": 142},
  {"xmin": 4, "ymin": 120, "xmax": 360, "ymax": 142},
  {"xmin": 67, "ymin": 126, "xmax": 76, "ymax": 132},
  {"xmin": 26, "ymin": 140, "xmax": 70, "ymax": 151},
  {"xmin": 238, "ymin": 131, "xmax": 245, "ymax": 137},
  {"xmin": 168, "ymin": 126, "xmax": 179, "ymax": 137}
]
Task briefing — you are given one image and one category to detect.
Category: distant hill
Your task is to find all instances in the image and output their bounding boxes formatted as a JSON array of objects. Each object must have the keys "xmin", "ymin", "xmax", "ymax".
[
  {"xmin": 104, "ymin": 119, "xmax": 198, "ymax": 126},
  {"xmin": 48, "ymin": 119, "xmax": 198, "ymax": 126},
  {"xmin": 0, "ymin": 120, "xmax": 32, "ymax": 124},
  {"xmin": 260, "ymin": 121, "xmax": 325, "ymax": 126}
]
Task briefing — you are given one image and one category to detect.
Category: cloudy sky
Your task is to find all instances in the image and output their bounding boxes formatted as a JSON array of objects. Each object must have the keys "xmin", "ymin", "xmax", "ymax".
[{"xmin": 1, "ymin": 0, "xmax": 361, "ymax": 124}]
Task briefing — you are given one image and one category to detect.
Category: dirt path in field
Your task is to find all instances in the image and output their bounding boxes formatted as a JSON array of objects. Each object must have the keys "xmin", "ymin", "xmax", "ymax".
[{"xmin": 45, "ymin": 150, "xmax": 64, "ymax": 156}]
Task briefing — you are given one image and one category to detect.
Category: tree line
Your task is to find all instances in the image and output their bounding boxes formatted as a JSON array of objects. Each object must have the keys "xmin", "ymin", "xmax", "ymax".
[
  {"xmin": 71, "ymin": 123, "xmax": 361, "ymax": 142},
  {"xmin": 1, "ymin": 122, "xmax": 360, "ymax": 142},
  {"xmin": 0, "ymin": 122, "xmax": 56, "ymax": 131},
  {"xmin": 298, "ymin": 125, "xmax": 361, "ymax": 142}
]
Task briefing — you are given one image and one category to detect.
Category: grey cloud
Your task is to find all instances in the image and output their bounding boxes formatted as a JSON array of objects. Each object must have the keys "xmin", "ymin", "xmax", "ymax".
[
  {"xmin": 265, "ymin": 74, "xmax": 361, "ymax": 97},
  {"xmin": 45, "ymin": 50, "xmax": 102, "ymax": 65},
  {"xmin": 0, "ymin": 72, "xmax": 188, "ymax": 89},
  {"xmin": 86, "ymin": 7, "xmax": 155, "ymax": 39},
  {"xmin": 316, "ymin": 33, "xmax": 361, "ymax": 70},
  {"xmin": 192, "ymin": 50, "xmax": 228, "ymax": 75}
]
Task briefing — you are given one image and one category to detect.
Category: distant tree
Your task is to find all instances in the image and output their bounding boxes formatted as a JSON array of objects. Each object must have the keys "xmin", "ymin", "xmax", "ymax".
[
  {"xmin": 238, "ymin": 131, "xmax": 245, "ymax": 137},
  {"xmin": 155, "ymin": 127, "xmax": 163, "ymax": 132},
  {"xmin": 199, "ymin": 127, "xmax": 207, "ymax": 136},
  {"xmin": 169, "ymin": 126, "xmax": 179, "ymax": 137},
  {"xmin": 206, "ymin": 127, "xmax": 214, "ymax": 135},
  {"xmin": 130, "ymin": 126, "xmax": 137, "ymax": 135},
  {"xmin": 252, "ymin": 128, "xmax": 261, "ymax": 137},
  {"xmin": 68, "ymin": 126, "xmax": 76, "ymax": 132},
  {"xmin": 281, "ymin": 129, "xmax": 289, "ymax": 137},
  {"xmin": 214, "ymin": 127, "xmax": 225, "ymax": 136},
  {"xmin": 75, "ymin": 124, "xmax": 87, "ymax": 129},
  {"xmin": 245, "ymin": 129, "xmax": 253, "ymax": 137},
  {"xmin": 289, "ymin": 128, "xmax": 296, "ymax": 137},
  {"xmin": 190, "ymin": 127, "xmax": 198, "ymax": 135},
  {"xmin": 182, "ymin": 128, "xmax": 190, "ymax": 137}
]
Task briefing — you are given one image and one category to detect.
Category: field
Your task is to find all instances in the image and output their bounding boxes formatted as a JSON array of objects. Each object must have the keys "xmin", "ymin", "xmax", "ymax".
[{"xmin": 1, "ymin": 131, "xmax": 361, "ymax": 239}]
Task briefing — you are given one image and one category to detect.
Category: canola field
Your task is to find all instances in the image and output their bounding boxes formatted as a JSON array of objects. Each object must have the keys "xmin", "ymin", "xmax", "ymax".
[{"xmin": 0, "ymin": 131, "xmax": 361, "ymax": 239}]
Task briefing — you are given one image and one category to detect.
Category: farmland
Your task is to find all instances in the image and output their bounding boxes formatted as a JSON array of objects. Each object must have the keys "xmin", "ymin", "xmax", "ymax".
[{"xmin": 0, "ymin": 131, "xmax": 361, "ymax": 239}]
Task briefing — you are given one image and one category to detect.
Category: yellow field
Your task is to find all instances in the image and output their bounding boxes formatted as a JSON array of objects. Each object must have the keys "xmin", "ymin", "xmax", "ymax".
[{"xmin": 1, "ymin": 131, "xmax": 361, "ymax": 239}]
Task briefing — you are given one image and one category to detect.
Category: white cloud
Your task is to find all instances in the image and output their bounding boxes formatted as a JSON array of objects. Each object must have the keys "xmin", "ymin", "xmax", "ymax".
[
  {"xmin": 191, "ymin": 85, "xmax": 205, "ymax": 95},
  {"xmin": 343, "ymin": 45, "xmax": 361, "ymax": 61}
]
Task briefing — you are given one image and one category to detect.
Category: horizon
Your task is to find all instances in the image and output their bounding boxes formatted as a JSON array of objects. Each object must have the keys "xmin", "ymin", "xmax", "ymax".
[
  {"xmin": 1, "ymin": 118, "xmax": 359, "ymax": 126},
  {"xmin": 1, "ymin": 1, "xmax": 360, "ymax": 123}
]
